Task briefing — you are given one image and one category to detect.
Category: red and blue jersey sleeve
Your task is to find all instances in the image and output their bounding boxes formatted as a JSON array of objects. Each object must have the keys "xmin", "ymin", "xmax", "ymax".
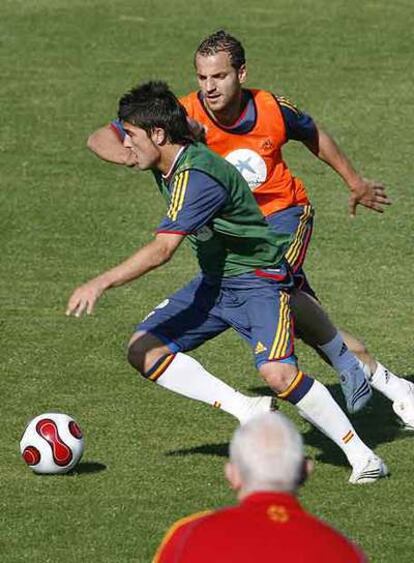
[
  {"xmin": 276, "ymin": 96, "xmax": 317, "ymax": 142},
  {"xmin": 157, "ymin": 170, "xmax": 228, "ymax": 235}
]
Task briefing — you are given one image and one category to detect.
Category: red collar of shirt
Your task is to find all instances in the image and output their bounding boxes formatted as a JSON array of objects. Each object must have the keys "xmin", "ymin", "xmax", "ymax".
[{"xmin": 240, "ymin": 491, "xmax": 302, "ymax": 510}]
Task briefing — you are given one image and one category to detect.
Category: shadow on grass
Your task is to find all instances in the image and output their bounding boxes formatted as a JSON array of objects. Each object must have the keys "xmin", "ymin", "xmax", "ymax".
[
  {"xmin": 70, "ymin": 461, "xmax": 107, "ymax": 475},
  {"xmin": 165, "ymin": 377, "xmax": 414, "ymax": 466},
  {"xmin": 166, "ymin": 443, "xmax": 229, "ymax": 458}
]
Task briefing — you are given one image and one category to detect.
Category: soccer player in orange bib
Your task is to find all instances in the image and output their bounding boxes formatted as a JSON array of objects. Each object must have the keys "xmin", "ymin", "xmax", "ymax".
[{"xmin": 86, "ymin": 31, "xmax": 414, "ymax": 430}]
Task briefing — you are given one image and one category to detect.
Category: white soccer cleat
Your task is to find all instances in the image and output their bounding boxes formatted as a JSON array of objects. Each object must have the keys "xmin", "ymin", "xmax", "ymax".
[
  {"xmin": 238, "ymin": 396, "xmax": 278, "ymax": 425},
  {"xmin": 392, "ymin": 381, "xmax": 414, "ymax": 430},
  {"xmin": 349, "ymin": 455, "xmax": 389, "ymax": 484},
  {"xmin": 340, "ymin": 362, "xmax": 372, "ymax": 414}
]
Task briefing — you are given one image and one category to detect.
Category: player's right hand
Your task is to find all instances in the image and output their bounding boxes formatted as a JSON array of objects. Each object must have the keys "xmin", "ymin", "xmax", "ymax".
[{"xmin": 65, "ymin": 279, "xmax": 106, "ymax": 317}]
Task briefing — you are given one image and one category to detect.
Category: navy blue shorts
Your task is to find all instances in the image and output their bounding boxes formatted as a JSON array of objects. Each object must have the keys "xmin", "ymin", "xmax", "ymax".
[
  {"xmin": 137, "ymin": 266, "xmax": 296, "ymax": 368},
  {"xmin": 266, "ymin": 204, "xmax": 317, "ymax": 299}
]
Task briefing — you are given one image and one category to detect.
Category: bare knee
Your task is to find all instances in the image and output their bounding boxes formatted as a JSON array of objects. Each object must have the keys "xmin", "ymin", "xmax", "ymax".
[
  {"xmin": 127, "ymin": 334, "xmax": 147, "ymax": 374},
  {"xmin": 127, "ymin": 331, "xmax": 170, "ymax": 375},
  {"xmin": 259, "ymin": 361, "xmax": 298, "ymax": 394}
]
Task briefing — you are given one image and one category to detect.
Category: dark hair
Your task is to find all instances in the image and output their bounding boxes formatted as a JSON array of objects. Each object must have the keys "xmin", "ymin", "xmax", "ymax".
[
  {"xmin": 195, "ymin": 30, "xmax": 245, "ymax": 70},
  {"xmin": 118, "ymin": 81, "xmax": 193, "ymax": 144}
]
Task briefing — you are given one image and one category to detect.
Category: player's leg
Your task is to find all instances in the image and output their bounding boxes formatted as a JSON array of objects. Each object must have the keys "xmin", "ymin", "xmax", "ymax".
[
  {"xmin": 290, "ymin": 289, "xmax": 372, "ymax": 413},
  {"xmin": 338, "ymin": 329, "xmax": 376, "ymax": 372},
  {"xmin": 228, "ymin": 276, "xmax": 387, "ymax": 483},
  {"xmin": 127, "ymin": 276, "xmax": 274, "ymax": 423},
  {"xmin": 340, "ymin": 328, "xmax": 414, "ymax": 429},
  {"xmin": 127, "ymin": 331, "xmax": 274, "ymax": 421},
  {"xmin": 266, "ymin": 205, "xmax": 410, "ymax": 421},
  {"xmin": 292, "ymin": 289, "xmax": 414, "ymax": 426},
  {"xmin": 260, "ymin": 361, "xmax": 387, "ymax": 483},
  {"xmin": 266, "ymin": 207, "xmax": 370, "ymax": 411}
]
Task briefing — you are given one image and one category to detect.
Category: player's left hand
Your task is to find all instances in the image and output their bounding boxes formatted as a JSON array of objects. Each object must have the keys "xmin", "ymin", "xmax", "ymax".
[
  {"xmin": 66, "ymin": 279, "xmax": 106, "ymax": 317},
  {"xmin": 348, "ymin": 177, "xmax": 391, "ymax": 217}
]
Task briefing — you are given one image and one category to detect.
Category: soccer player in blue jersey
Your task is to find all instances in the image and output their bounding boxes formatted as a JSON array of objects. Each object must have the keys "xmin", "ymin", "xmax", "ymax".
[
  {"xmin": 67, "ymin": 80, "xmax": 388, "ymax": 483},
  {"xmin": 86, "ymin": 31, "xmax": 414, "ymax": 431}
]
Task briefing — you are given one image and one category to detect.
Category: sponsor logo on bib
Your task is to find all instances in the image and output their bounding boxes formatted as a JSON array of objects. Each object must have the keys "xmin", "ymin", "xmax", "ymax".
[{"xmin": 226, "ymin": 149, "xmax": 267, "ymax": 190}]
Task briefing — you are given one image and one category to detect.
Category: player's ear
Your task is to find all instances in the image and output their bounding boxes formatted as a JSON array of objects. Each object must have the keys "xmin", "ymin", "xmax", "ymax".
[
  {"xmin": 151, "ymin": 127, "xmax": 167, "ymax": 146},
  {"xmin": 225, "ymin": 461, "xmax": 242, "ymax": 491},
  {"xmin": 238, "ymin": 64, "xmax": 247, "ymax": 84}
]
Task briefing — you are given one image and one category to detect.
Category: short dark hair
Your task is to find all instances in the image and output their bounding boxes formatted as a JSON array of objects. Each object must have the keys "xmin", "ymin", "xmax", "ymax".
[
  {"xmin": 118, "ymin": 81, "xmax": 193, "ymax": 144},
  {"xmin": 195, "ymin": 30, "xmax": 245, "ymax": 70}
]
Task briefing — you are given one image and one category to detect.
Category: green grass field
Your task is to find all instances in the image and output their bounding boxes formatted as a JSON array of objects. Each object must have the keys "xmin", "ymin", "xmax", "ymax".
[{"xmin": 1, "ymin": 0, "xmax": 413, "ymax": 561}]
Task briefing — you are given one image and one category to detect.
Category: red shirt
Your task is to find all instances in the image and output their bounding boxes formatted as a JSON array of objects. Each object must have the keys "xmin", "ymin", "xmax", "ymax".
[{"xmin": 153, "ymin": 492, "xmax": 366, "ymax": 563}]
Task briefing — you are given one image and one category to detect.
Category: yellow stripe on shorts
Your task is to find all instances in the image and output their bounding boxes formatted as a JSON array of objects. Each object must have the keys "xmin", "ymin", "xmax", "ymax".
[
  {"xmin": 285, "ymin": 204, "xmax": 312, "ymax": 267},
  {"xmin": 269, "ymin": 291, "xmax": 291, "ymax": 360}
]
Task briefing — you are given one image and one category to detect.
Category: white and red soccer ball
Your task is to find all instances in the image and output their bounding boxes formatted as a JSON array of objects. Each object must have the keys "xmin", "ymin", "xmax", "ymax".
[{"xmin": 20, "ymin": 412, "xmax": 84, "ymax": 474}]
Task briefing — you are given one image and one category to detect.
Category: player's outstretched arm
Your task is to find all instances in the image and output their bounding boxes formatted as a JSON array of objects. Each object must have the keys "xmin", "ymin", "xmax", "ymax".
[
  {"xmin": 304, "ymin": 125, "xmax": 391, "ymax": 217},
  {"xmin": 86, "ymin": 117, "xmax": 203, "ymax": 165},
  {"xmin": 66, "ymin": 233, "xmax": 185, "ymax": 317},
  {"xmin": 87, "ymin": 125, "xmax": 138, "ymax": 166}
]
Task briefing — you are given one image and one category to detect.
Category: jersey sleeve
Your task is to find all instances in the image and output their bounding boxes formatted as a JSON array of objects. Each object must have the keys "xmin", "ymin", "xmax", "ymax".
[
  {"xmin": 276, "ymin": 96, "xmax": 317, "ymax": 142},
  {"xmin": 157, "ymin": 170, "xmax": 228, "ymax": 235}
]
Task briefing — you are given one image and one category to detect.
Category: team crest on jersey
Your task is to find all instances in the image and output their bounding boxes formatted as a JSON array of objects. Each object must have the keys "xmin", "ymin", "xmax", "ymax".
[
  {"xmin": 225, "ymin": 149, "xmax": 267, "ymax": 190},
  {"xmin": 261, "ymin": 138, "xmax": 274, "ymax": 151}
]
